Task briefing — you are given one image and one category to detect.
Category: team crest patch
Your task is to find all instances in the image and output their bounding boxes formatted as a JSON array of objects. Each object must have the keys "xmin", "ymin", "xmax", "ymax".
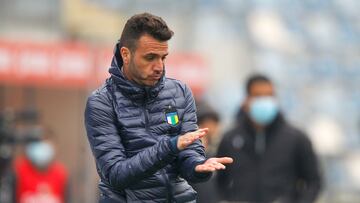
[{"xmin": 165, "ymin": 106, "xmax": 179, "ymax": 126}]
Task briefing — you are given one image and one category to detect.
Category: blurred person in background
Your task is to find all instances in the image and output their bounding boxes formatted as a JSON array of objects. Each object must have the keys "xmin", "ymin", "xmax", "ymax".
[
  {"xmin": 216, "ymin": 74, "xmax": 322, "ymax": 203},
  {"xmin": 0, "ymin": 136, "xmax": 16, "ymax": 203},
  {"xmin": 84, "ymin": 13, "xmax": 232, "ymax": 203},
  {"xmin": 192, "ymin": 102, "xmax": 221, "ymax": 203},
  {"xmin": 13, "ymin": 127, "xmax": 69, "ymax": 203},
  {"xmin": 0, "ymin": 110, "xmax": 17, "ymax": 203},
  {"xmin": 196, "ymin": 101, "xmax": 221, "ymax": 156}
]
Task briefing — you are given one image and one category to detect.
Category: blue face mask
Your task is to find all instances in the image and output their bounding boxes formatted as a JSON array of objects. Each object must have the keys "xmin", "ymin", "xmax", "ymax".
[
  {"xmin": 26, "ymin": 141, "xmax": 54, "ymax": 169},
  {"xmin": 249, "ymin": 96, "xmax": 279, "ymax": 126}
]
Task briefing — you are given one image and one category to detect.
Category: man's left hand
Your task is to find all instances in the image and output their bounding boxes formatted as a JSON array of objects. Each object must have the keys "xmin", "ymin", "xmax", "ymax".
[{"xmin": 195, "ymin": 157, "xmax": 233, "ymax": 172}]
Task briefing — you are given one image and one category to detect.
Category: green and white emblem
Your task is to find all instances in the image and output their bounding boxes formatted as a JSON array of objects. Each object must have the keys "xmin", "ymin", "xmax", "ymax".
[
  {"xmin": 166, "ymin": 112, "xmax": 179, "ymax": 126},
  {"xmin": 165, "ymin": 106, "xmax": 179, "ymax": 126}
]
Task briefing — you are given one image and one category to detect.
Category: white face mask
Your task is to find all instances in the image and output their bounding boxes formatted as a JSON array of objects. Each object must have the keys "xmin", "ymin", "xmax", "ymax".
[{"xmin": 26, "ymin": 141, "xmax": 54, "ymax": 169}]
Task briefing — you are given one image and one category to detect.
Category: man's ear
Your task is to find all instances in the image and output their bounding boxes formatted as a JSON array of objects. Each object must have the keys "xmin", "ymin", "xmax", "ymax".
[{"xmin": 120, "ymin": 47, "xmax": 131, "ymax": 65}]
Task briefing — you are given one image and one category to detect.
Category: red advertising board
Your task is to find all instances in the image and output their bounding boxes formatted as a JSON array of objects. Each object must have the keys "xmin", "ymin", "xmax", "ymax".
[{"xmin": 0, "ymin": 40, "xmax": 208, "ymax": 95}]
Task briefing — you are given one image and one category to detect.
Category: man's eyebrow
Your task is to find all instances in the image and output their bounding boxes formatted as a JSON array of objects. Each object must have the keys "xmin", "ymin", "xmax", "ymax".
[{"xmin": 144, "ymin": 52, "xmax": 169, "ymax": 57}]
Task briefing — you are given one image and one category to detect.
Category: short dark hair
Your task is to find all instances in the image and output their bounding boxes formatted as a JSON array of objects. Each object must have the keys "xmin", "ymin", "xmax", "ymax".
[
  {"xmin": 119, "ymin": 13, "xmax": 174, "ymax": 52},
  {"xmin": 196, "ymin": 103, "xmax": 220, "ymax": 125},
  {"xmin": 245, "ymin": 74, "xmax": 272, "ymax": 95}
]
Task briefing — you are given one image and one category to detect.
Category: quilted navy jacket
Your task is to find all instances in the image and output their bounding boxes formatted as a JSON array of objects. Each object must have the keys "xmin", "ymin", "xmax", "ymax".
[{"xmin": 85, "ymin": 44, "xmax": 210, "ymax": 202}]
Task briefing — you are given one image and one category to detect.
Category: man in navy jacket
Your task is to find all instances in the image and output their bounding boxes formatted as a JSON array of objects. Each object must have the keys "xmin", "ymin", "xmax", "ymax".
[{"xmin": 84, "ymin": 13, "xmax": 232, "ymax": 203}]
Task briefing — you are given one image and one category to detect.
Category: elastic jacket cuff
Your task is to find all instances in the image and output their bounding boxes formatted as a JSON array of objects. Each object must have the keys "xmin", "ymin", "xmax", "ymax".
[{"xmin": 169, "ymin": 136, "xmax": 179, "ymax": 153}]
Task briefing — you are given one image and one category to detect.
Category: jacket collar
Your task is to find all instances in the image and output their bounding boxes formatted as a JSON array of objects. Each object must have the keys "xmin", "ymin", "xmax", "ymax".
[{"xmin": 108, "ymin": 42, "xmax": 165, "ymax": 103}]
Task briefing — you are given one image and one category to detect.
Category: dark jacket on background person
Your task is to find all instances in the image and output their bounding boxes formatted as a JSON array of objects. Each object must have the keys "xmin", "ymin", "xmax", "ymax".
[
  {"xmin": 191, "ymin": 151, "xmax": 219, "ymax": 203},
  {"xmin": 85, "ymin": 44, "xmax": 210, "ymax": 203},
  {"xmin": 216, "ymin": 109, "xmax": 322, "ymax": 203},
  {"xmin": 0, "ymin": 167, "xmax": 16, "ymax": 203}
]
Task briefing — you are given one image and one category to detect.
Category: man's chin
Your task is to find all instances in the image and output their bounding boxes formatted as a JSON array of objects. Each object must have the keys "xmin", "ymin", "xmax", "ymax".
[
  {"xmin": 142, "ymin": 80, "xmax": 159, "ymax": 87},
  {"xmin": 147, "ymin": 81, "xmax": 159, "ymax": 87}
]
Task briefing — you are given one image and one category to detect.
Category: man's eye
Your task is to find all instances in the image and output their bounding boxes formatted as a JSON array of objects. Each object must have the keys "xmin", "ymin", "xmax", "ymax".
[{"xmin": 145, "ymin": 55, "xmax": 155, "ymax": 60}]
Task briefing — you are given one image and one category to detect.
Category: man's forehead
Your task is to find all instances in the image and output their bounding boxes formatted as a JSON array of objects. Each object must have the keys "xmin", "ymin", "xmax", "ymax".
[
  {"xmin": 250, "ymin": 82, "xmax": 274, "ymax": 96},
  {"xmin": 136, "ymin": 34, "xmax": 168, "ymax": 53}
]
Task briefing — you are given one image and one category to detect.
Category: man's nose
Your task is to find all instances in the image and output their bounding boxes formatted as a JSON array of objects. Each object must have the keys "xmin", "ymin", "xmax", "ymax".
[{"xmin": 153, "ymin": 59, "xmax": 164, "ymax": 72}]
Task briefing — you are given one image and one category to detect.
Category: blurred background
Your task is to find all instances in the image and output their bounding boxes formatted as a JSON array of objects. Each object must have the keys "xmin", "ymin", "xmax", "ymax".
[{"xmin": 0, "ymin": 0, "xmax": 359, "ymax": 202}]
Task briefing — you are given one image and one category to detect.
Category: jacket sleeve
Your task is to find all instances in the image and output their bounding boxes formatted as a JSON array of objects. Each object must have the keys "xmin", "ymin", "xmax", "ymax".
[
  {"xmin": 176, "ymin": 85, "xmax": 211, "ymax": 183},
  {"xmin": 294, "ymin": 132, "xmax": 322, "ymax": 203},
  {"xmin": 84, "ymin": 89, "xmax": 178, "ymax": 190}
]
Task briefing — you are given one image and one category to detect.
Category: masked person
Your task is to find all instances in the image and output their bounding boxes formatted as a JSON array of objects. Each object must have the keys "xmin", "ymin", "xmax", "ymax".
[
  {"xmin": 216, "ymin": 74, "xmax": 322, "ymax": 203},
  {"xmin": 84, "ymin": 13, "xmax": 232, "ymax": 203},
  {"xmin": 13, "ymin": 132, "xmax": 69, "ymax": 203}
]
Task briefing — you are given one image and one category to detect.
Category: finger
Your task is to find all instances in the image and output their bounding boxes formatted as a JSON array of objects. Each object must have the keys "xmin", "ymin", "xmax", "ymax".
[
  {"xmin": 178, "ymin": 129, "xmax": 210, "ymax": 150},
  {"xmin": 188, "ymin": 132, "xmax": 202, "ymax": 141},
  {"xmin": 214, "ymin": 157, "xmax": 234, "ymax": 164},
  {"xmin": 190, "ymin": 128, "xmax": 208, "ymax": 137},
  {"xmin": 187, "ymin": 130, "xmax": 206, "ymax": 143},
  {"xmin": 197, "ymin": 166, "xmax": 211, "ymax": 172},
  {"xmin": 178, "ymin": 133, "xmax": 201, "ymax": 150},
  {"xmin": 198, "ymin": 162, "xmax": 225, "ymax": 171},
  {"xmin": 197, "ymin": 128, "xmax": 209, "ymax": 134},
  {"xmin": 214, "ymin": 162, "xmax": 226, "ymax": 170},
  {"xmin": 196, "ymin": 163, "xmax": 217, "ymax": 172},
  {"xmin": 197, "ymin": 128, "xmax": 209, "ymax": 137},
  {"xmin": 184, "ymin": 135, "xmax": 199, "ymax": 145},
  {"xmin": 195, "ymin": 165, "xmax": 216, "ymax": 172},
  {"xmin": 207, "ymin": 162, "xmax": 226, "ymax": 170}
]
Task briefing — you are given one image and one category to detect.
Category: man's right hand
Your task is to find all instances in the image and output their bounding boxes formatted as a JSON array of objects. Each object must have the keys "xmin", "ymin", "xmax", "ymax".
[{"xmin": 177, "ymin": 128, "xmax": 208, "ymax": 151}]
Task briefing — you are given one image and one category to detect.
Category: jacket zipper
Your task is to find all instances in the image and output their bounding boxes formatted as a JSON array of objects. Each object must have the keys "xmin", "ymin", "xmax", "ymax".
[
  {"xmin": 161, "ymin": 169, "xmax": 173, "ymax": 202},
  {"xmin": 254, "ymin": 132, "xmax": 265, "ymax": 201},
  {"xmin": 143, "ymin": 89, "xmax": 172, "ymax": 202},
  {"xmin": 143, "ymin": 105, "xmax": 150, "ymax": 132},
  {"xmin": 143, "ymin": 88, "xmax": 150, "ymax": 132},
  {"xmin": 255, "ymin": 132, "xmax": 266, "ymax": 155}
]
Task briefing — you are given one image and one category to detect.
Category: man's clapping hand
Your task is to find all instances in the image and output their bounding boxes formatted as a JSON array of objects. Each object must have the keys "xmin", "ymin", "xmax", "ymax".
[
  {"xmin": 176, "ymin": 128, "xmax": 233, "ymax": 172},
  {"xmin": 195, "ymin": 157, "xmax": 233, "ymax": 172},
  {"xmin": 177, "ymin": 128, "xmax": 209, "ymax": 151}
]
